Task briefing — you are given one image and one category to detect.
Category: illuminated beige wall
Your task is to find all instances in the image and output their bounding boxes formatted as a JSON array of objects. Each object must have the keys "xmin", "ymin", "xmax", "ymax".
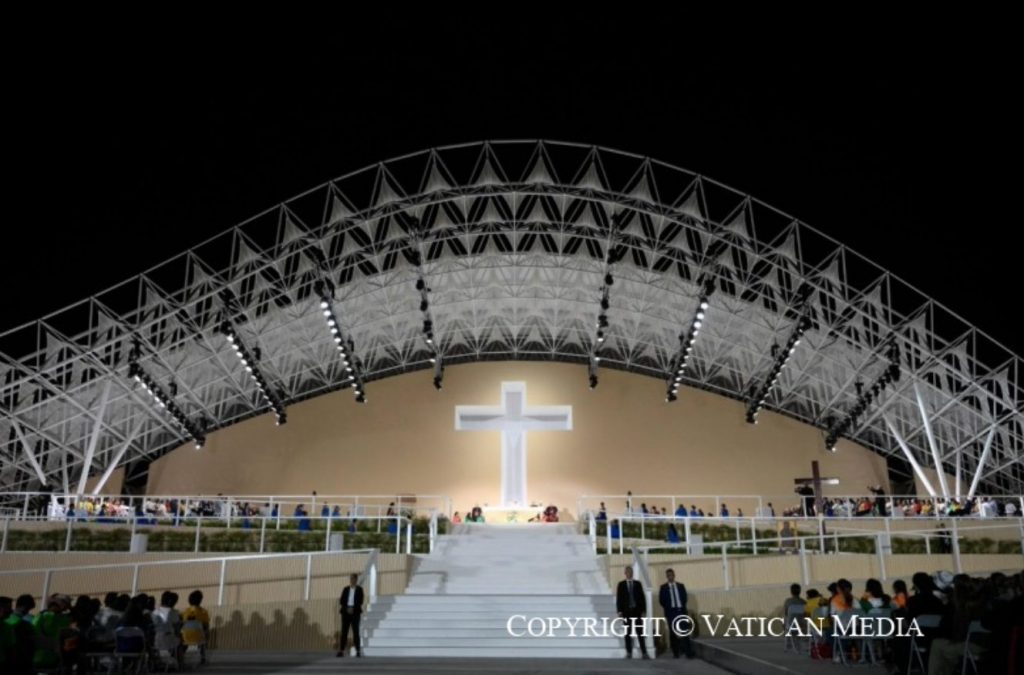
[
  {"xmin": 147, "ymin": 362, "xmax": 889, "ymax": 517},
  {"xmin": 83, "ymin": 467, "xmax": 124, "ymax": 494}
]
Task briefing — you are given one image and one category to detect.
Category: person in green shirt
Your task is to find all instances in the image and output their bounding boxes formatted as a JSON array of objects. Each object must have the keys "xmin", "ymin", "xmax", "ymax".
[{"xmin": 33, "ymin": 594, "xmax": 72, "ymax": 669}]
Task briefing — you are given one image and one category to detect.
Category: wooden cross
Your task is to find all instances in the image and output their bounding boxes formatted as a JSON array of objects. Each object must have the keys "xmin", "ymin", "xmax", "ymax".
[{"xmin": 794, "ymin": 460, "xmax": 839, "ymax": 516}]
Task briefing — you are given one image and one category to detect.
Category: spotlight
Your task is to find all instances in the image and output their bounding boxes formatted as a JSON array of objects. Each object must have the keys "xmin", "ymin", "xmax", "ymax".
[
  {"xmin": 597, "ymin": 331, "xmax": 605, "ymax": 343},
  {"xmin": 433, "ymin": 376, "xmax": 443, "ymax": 390},
  {"xmin": 604, "ymin": 273, "xmax": 614, "ymax": 286},
  {"xmin": 327, "ymin": 318, "xmax": 336, "ymax": 326},
  {"xmin": 276, "ymin": 413, "xmax": 287, "ymax": 426},
  {"xmin": 666, "ymin": 391, "xmax": 677, "ymax": 402},
  {"xmin": 320, "ymin": 300, "xmax": 329, "ymax": 309},
  {"xmin": 420, "ymin": 299, "xmax": 429, "ymax": 312},
  {"xmin": 355, "ymin": 392, "xmax": 366, "ymax": 404},
  {"xmin": 322, "ymin": 309, "xmax": 331, "ymax": 316},
  {"xmin": 415, "ymin": 278, "xmax": 425, "ymax": 291},
  {"xmin": 600, "ymin": 297, "xmax": 610, "ymax": 311},
  {"xmin": 588, "ymin": 374, "xmax": 598, "ymax": 390}
]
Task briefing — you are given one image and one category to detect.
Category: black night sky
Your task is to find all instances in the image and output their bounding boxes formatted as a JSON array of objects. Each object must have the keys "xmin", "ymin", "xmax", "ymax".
[{"xmin": 4, "ymin": 21, "xmax": 1020, "ymax": 357}]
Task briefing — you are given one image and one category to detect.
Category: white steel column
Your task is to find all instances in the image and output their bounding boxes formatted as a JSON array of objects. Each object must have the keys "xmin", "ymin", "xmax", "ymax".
[
  {"xmin": 914, "ymin": 384, "xmax": 949, "ymax": 498},
  {"xmin": 11, "ymin": 419, "xmax": 48, "ymax": 486},
  {"xmin": 77, "ymin": 380, "xmax": 112, "ymax": 494},
  {"xmin": 885, "ymin": 416, "xmax": 936, "ymax": 497},
  {"xmin": 967, "ymin": 428, "xmax": 997, "ymax": 499}
]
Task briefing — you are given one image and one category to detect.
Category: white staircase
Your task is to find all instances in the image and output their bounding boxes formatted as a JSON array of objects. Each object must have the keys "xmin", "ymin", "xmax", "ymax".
[{"xmin": 363, "ymin": 523, "xmax": 623, "ymax": 657}]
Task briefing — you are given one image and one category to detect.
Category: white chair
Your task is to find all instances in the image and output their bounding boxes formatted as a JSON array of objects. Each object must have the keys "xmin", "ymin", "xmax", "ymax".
[
  {"xmin": 907, "ymin": 614, "xmax": 943, "ymax": 675},
  {"xmin": 960, "ymin": 619, "xmax": 990, "ymax": 675},
  {"xmin": 861, "ymin": 606, "xmax": 892, "ymax": 664},
  {"xmin": 783, "ymin": 603, "xmax": 808, "ymax": 654},
  {"xmin": 831, "ymin": 608, "xmax": 859, "ymax": 665}
]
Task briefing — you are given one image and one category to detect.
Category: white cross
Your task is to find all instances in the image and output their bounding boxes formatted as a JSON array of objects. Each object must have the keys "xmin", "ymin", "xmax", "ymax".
[{"xmin": 455, "ymin": 381, "xmax": 572, "ymax": 508}]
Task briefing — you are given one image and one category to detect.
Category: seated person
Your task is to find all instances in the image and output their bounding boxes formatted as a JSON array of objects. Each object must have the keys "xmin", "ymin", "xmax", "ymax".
[
  {"xmin": 891, "ymin": 580, "xmax": 908, "ymax": 609},
  {"xmin": 859, "ymin": 578, "xmax": 890, "ymax": 611},
  {"xmin": 152, "ymin": 591, "xmax": 182, "ymax": 660},
  {"xmin": 596, "ymin": 502, "xmax": 608, "ymax": 521},
  {"xmin": 804, "ymin": 589, "xmax": 831, "ymax": 634},
  {"xmin": 830, "ymin": 579, "xmax": 854, "ymax": 613},
  {"xmin": 542, "ymin": 505, "xmax": 559, "ymax": 523},
  {"xmin": 674, "ymin": 504, "xmax": 688, "ymax": 518},
  {"xmin": 451, "ymin": 511, "xmax": 462, "ymax": 524},
  {"xmin": 181, "ymin": 591, "xmax": 210, "ymax": 665}
]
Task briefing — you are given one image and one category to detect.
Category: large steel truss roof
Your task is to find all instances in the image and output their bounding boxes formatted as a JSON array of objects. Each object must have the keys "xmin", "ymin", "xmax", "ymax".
[{"xmin": 1, "ymin": 140, "xmax": 1021, "ymax": 495}]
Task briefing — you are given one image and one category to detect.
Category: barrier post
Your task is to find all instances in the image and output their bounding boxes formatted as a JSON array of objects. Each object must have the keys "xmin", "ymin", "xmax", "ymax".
[
  {"xmin": 324, "ymin": 515, "xmax": 332, "ymax": 552},
  {"xmin": 218, "ymin": 559, "xmax": 227, "ymax": 606},
  {"xmin": 304, "ymin": 554, "xmax": 312, "ymax": 601},
  {"xmin": 951, "ymin": 519, "xmax": 962, "ymax": 574},
  {"xmin": 260, "ymin": 517, "xmax": 267, "ymax": 553},
  {"xmin": 876, "ymin": 534, "xmax": 888, "ymax": 581},
  {"xmin": 799, "ymin": 538, "xmax": 809, "ymax": 586},
  {"xmin": 751, "ymin": 519, "xmax": 758, "ymax": 555},
  {"xmin": 65, "ymin": 518, "xmax": 73, "ymax": 552},
  {"xmin": 1, "ymin": 518, "xmax": 8, "ymax": 552},
  {"xmin": 406, "ymin": 522, "xmax": 413, "ymax": 554},
  {"xmin": 194, "ymin": 518, "xmax": 202, "ymax": 553},
  {"xmin": 722, "ymin": 547, "xmax": 730, "ymax": 590}
]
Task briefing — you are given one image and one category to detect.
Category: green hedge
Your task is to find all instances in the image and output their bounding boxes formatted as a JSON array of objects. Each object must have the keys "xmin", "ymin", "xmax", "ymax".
[{"xmin": 4, "ymin": 527, "xmax": 431, "ymax": 554}]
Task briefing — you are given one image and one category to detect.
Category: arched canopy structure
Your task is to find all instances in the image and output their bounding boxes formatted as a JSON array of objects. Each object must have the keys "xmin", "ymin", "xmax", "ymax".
[{"xmin": 1, "ymin": 140, "xmax": 1021, "ymax": 496}]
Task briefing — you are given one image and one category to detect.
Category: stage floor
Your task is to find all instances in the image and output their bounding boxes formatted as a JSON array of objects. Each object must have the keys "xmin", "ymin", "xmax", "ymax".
[{"xmin": 200, "ymin": 651, "xmax": 731, "ymax": 674}]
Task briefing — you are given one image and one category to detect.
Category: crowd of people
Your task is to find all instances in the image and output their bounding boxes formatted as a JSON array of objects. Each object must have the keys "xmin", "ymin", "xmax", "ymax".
[
  {"xmin": 785, "ymin": 494, "xmax": 1020, "ymax": 519},
  {"xmin": 0, "ymin": 588, "xmax": 211, "ymax": 673},
  {"xmin": 782, "ymin": 570, "xmax": 1022, "ymax": 674},
  {"xmin": 582, "ymin": 490, "xmax": 1022, "ymax": 523}
]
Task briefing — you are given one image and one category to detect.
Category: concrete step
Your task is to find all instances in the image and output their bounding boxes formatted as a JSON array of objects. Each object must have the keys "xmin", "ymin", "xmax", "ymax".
[
  {"xmin": 366, "ymin": 611, "xmax": 607, "ymax": 620},
  {"xmin": 365, "ymin": 621, "xmax": 609, "ymax": 631},
  {"xmin": 365, "ymin": 637, "xmax": 621, "ymax": 648},
  {"xmin": 382, "ymin": 598, "xmax": 606, "ymax": 606},
  {"xmin": 366, "ymin": 628, "xmax": 619, "ymax": 638},
  {"xmin": 364, "ymin": 646, "xmax": 624, "ymax": 658}
]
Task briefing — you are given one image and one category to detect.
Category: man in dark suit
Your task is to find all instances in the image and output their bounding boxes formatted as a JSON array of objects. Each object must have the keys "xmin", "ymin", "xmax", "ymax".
[
  {"xmin": 615, "ymin": 565, "xmax": 649, "ymax": 659},
  {"xmin": 659, "ymin": 568, "xmax": 694, "ymax": 659},
  {"xmin": 337, "ymin": 574, "xmax": 365, "ymax": 657}
]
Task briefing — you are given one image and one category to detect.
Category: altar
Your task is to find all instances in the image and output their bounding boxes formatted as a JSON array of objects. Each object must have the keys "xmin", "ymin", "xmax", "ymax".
[{"xmin": 481, "ymin": 505, "xmax": 547, "ymax": 523}]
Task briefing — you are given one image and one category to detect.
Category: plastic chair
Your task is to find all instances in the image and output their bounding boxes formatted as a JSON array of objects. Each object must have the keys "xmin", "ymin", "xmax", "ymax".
[
  {"xmin": 181, "ymin": 619, "xmax": 207, "ymax": 667},
  {"xmin": 861, "ymin": 606, "xmax": 892, "ymax": 664},
  {"xmin": 960, "ymin": 619, "xmax": 990, "ymax": 675},
  {"xmin": 113, "ymin": 626, "xmax": 148, "ymax": 675},
  {"xmin": 907, "ymin": 614, "xmax": 943, "ymax": 675}
]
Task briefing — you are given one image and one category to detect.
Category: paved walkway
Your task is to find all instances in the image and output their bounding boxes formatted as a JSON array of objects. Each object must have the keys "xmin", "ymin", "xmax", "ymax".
[{"xmin": 200, "ymin": 651, "xmax": 732, "ymax": 674}]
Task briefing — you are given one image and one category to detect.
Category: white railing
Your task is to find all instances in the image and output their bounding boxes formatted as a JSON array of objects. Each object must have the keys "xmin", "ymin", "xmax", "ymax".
[
  {"xmin": 0, "ymin": 513, "xmax": 425, "ymax": 554},
  {"xmin": 0, "ymin": 548, "xmax": 380, "ymax": 606},
  {"xmin": 591, "ymin": 514, "xmax": 1024, "ymax": 563},
  {"xmin": 578, "ymin": 493, "xmax": 1024, "ymax": 521},
  {"xmin": 0, "ymin": 492, "xmax": 452, "ymax": 523},
  {"xmin": 630, "ymin": 544, "xmax": 654, "ymax": 631}
]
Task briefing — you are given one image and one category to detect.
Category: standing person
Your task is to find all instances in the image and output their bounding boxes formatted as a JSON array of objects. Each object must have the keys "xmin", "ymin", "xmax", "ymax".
[
  {"xmin": 615, "ymin": 566, "xmax": 649, "ymax": 660},
  {"xmin": 659, "ymin": 569, "xmax": 694, "ymax": 659},
  {"xmin": 337, "ymin": 574, "xmax": 365, "ymax": 658}
]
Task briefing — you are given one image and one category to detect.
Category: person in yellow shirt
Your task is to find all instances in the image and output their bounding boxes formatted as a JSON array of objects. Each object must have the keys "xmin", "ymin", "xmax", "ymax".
[{"xmin": 181, "ymin": 591, "xmax": 210, "ymax": 665}]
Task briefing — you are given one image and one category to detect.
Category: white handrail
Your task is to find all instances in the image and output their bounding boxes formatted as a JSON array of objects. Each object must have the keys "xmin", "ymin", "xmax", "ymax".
[
  {"xmin": 0, "ymin": 513, "xmax": 422, "ymax": 554},
  {"xmin": 630, "ymin": 544, "xmax": 654, "ymax": 634},
  {"xmin": 0, "ymin": 548, "xmax": 381, "ymax": 608}
]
